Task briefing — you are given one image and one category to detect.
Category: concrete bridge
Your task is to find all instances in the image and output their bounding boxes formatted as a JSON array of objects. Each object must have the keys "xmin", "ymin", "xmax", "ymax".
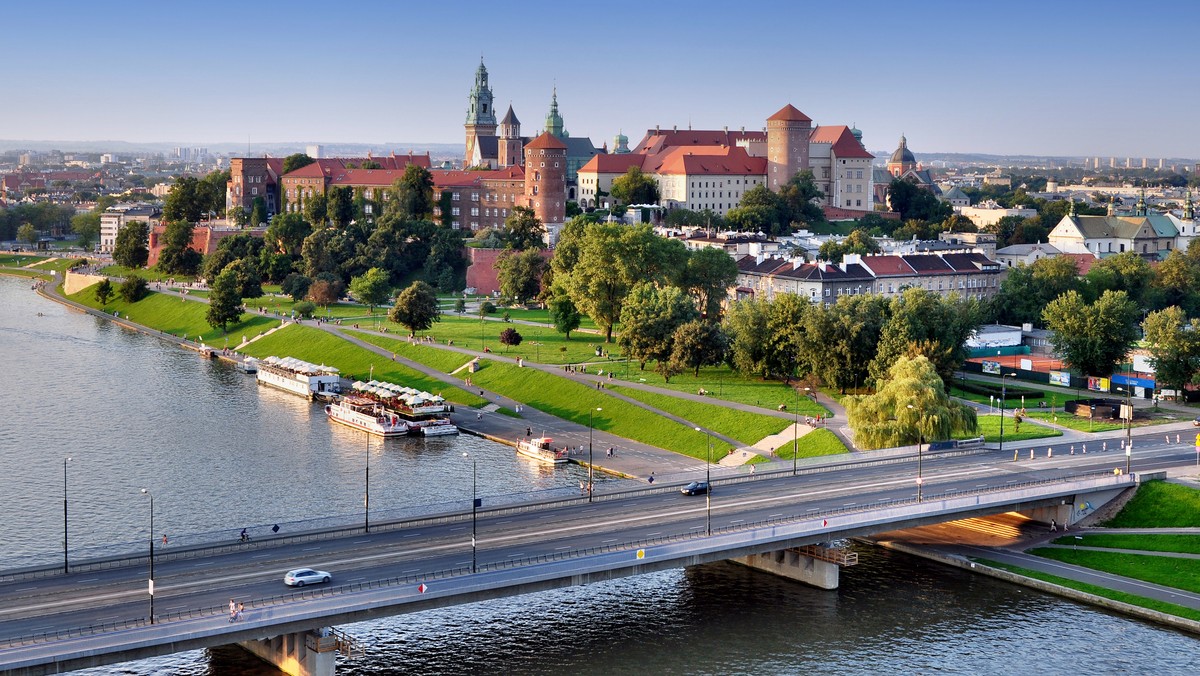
[{"xmin": 0, "ymin": 446, "xmax": 1160, "ymax": 676}]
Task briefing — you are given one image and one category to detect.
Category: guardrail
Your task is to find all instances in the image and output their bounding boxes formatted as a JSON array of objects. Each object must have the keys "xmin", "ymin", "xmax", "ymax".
[{"xmin": 0, "ymin": 469, "xmax": 1129, "ymax": 650}]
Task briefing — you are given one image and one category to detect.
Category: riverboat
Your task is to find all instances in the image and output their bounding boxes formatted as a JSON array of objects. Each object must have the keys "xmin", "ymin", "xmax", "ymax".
[
  {"xmin": 236, "ymin": 357, "xmax": 258, "ymax": 374},
  {"xmin": 515, "ymin": 436, "xmax": 568, "ymax": 465},
  {"xmin": 256, "ymin": 356, "xmax": 341, "ymax": 400},
  {"xmin": 324, "ymin": 396, "xmax": 410, "ymax": 437},
  {"xmin": 349, "ymin": 380, "xmax": 459, "ymax": 436}
]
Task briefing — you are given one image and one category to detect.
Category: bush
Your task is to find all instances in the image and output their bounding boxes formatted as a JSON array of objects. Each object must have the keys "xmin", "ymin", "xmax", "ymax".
[
  {"xmin": 118, "ymin": 275, "xmax": 149, "ymax": 303},
  {"xmin": 293, "ymin": 301, "xmax": 316, "ymax": 318},
  {"xmin": 479, "ymin": 300, "xmax": 496, "ymax": 316},
  {"xmin": 499, "ymin": 327, "xmax": 523, "ymax": 350}
]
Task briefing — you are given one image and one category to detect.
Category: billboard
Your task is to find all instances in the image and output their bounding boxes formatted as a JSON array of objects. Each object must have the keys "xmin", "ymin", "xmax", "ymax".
[
  {"xmin": 1049, "ymin": 371, "xmax": 1071, "ymax": 387},
  {"xmin": 1087, "ymin": 377, "xmax": 1110, "ymax": 393},
  {"xmin": 982, "ymin": 360, "xmax": 1001, "ymax": 375}
]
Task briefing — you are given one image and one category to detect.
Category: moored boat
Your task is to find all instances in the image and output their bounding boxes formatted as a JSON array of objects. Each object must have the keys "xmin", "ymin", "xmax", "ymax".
[
  {"xmin": 348, "ymin": 380, "xmax": 458, "ymax": 436},
  {"xmin": 324, "ymin": 396, "xmax": 410, "ymax": 437},
  {"xmin": 515, "ymin": 436, "xmax": 569, "ymax": 465},
  {"xmin": 256, "ymin": 356, "xmax": 341, "ymax": 400}
]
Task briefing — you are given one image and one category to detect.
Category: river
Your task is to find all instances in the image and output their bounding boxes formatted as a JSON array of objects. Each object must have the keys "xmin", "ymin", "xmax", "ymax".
[{"xmin": 2, "ymin": 275, "xmax": 1197, "ymax": 675}]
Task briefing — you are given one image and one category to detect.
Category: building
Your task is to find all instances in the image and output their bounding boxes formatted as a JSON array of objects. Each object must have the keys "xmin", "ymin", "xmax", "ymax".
[
  {"xmin": 958, "ymin": 200, "xmax": 1037, "ymax": 228},
  {"xmin": 873, "ymin": 135, "xmax": 939, "ymax": 207},
  {"xmin": 941, "ymin": 186, "xmax": 970, "ymax": 207},
  {"xmin": 99, "ymin": 203, "xmax": 160, "ymax": 253},
  {"xmin": 1048, "ymin": 200, "xmax": 1179, "ymax": 260},
  {"xmin": 227, "ymin": 157, "xmax": 284, "ymax": 218},
  {"xmin": 278, "ymin": 153, "xmax": 432, "ymax": 216},
  {"xmin": 146, "ymin": 224, "xmax": 265, "ymax": 269},
  {"xmin": 993, "ymin": 242, "xmax": 1063, "ymax": 268}
]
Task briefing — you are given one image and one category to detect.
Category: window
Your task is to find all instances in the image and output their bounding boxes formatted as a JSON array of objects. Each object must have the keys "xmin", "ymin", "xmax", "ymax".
[
  {"xmin": 471, "ymin": 193, "xmax": 479, "ymax": 201},
  {"xmin": 451, "ymin": 207, "xmax": 460, "ymax": 216},
  {"xmin": 471, "ymin": 207, "xmax": 479, "ymax": 216},
  {"xmin": 452, "ymin": 192, "xmax": 460, "ymax": 201}
]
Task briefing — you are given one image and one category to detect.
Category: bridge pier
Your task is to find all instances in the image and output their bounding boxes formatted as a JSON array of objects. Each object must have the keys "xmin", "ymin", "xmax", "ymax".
[
  {"xmin": 239, "ymin": 628, "xmax": 337, "ymax": 676},
  {"xmin": 731, "ymin": 545, "xmax": 857, "ymax": 590}
]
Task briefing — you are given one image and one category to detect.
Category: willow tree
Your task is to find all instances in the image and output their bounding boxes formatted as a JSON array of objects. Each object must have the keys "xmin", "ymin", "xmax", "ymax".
[{"xmin": 844, "ymin": 354, "xmax": 977, "ymax": 450}]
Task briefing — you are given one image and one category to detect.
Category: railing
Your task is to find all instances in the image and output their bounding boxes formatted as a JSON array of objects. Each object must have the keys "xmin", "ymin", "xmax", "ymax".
[{"xmin": 0, "ymin": 469, "xmax": 1128, "ymax": 650}]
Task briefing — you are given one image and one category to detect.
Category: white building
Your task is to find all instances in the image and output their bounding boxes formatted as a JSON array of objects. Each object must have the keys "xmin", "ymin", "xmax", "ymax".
[
  {"xmin": 959, "ymin": 200, "xmax": 1037, "ymax": 228},
  {"xmin": 99, "ymin": 203, "xmax": 159, "ymax": 253}
]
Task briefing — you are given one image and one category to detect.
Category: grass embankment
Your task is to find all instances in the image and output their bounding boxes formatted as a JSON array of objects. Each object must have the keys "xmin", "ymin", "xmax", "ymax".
[
  {"xmin": 0, "ymin": 268, "xmax": 51, "ymax": 279},
  {"xmin": 99, "ymin": 265, "xmax": 190, "ymax": 282},
  {"xmin": 609, "ymin": 366, "xmax": 829, "ymax": 415},
  {"xmin": 1101, "ymin": 480, "xmax": 1200, "ymax": 528},
  {"xmin": 1021, "ymin": 410, "xmax": 1176, "ymax": 433},
  {"xmin": 240, "ymin": 325, "xmax": 487, "ymax": 408},
  {"xmin": 607, "ymin": 386, "xmax": 791, "ymax": 446},
  {"xmin": 959, "ymin": 415, "xmax": 1061, "ymax": 443},
  {"xmin": 348, "ymin": 331, "xmax": 714, "ymax": 459},
  {"xmin": 975, "ymin": 559, "xmax": 1200, "ymax": 623},
  {"xmin": 1051, "ymin": 533, "xmax": 1200, "ymax": 554},
  {"xmin": 1026, "ymin": 547, "xmax": 1200, "ymax": 594},
  {"xmin": 67, "ymin": 286, "xmax": 281, "ymax": 344},
  {"xmin": 769, "ymin": 428, "xmax": 848, "ymax": 460}
]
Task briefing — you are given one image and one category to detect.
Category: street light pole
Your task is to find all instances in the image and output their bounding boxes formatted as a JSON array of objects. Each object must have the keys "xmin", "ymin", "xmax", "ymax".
[
  {"xmin": 999, "ymin": 372, "xmax": 1016, "ymax": 457},
  {"xmin": 1118, "ymin": 386, "xmax": 1132, "ymax": 474},
  {"xmin": 463, "ymin": 452, "xmax": 478, "ymax": 572},
  {"xmin": 140, "ymin": 489, "xmax": 154, "ymax": 624},
  {"xmin": 588, "ymin": 407, "xmax": 602, "ymax": 502},
  {"xmin": 694, "ymin": 427, "xmax": 713, "ymax": 535},
  {"xmin": 63, "ymin": 457, "xmax": 71, "ymax": 574},
  {"xmin": 906, "ymin": 404, "xmax": 923, "ymax": 502}
]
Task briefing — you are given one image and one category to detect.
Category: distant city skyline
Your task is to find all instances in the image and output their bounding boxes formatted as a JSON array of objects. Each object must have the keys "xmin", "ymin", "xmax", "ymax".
[{"xmin": 7, "ymin": 0, "xmax": 1198, "ymax": 159}]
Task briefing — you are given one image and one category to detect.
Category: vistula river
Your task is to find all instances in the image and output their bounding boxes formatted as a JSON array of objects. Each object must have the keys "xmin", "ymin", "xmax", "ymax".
[{"xmin": 2, "ymin": 275, "xmax": 1198, "ymax": 675}]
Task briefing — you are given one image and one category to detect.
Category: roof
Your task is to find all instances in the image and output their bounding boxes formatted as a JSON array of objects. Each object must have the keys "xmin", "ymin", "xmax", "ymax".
[
  {"xmin": 889, "ymin": 135, "xmax": 916, "ymax": 165},
  {"xmin": 942, "ymin": 186, "xmax": 969, "ymax": 201},
  {"xmin": 500, "ymin": 105, "xmax": 519, "ymax": 126},
  {"xmin": 767, "ymin": 104, "xmax": 812, "ymax": 123},
  {"xmin": 630, "ymin": 128, "xmax": 766, "ymax": 155},
  {"xmin": 808, "ymin": 125, "xmax": 874, "ymax": 159},
  {"xmin": 1060, "ymin": 252, "xmax": 1098, "ymax": 275},
  {"xmin": 736, "ymin": 255, "xmax": 792, "ymax": 275},
  {"xmin": 901, "ymin": 254, "xmax": 954, "ymax": 274},
  {"xmin": 651, "ymin": 146, "xmax": 766, "ymax": 176},
  {"xmin": 578, "ymin": 153, "xmax": 646, "ymax": 175},
  {"xmin": 525, "ymin": 132, "xmax": 568, "ymax": 150},
  {"xmin": 856, "ymin": 255, "xmax": 913, "ymax": 276},
  {"xmin": 281, "ymin": 153, "xmax": 432, "ymax": 179},
  {"xmin": 430, "ymin": 166, "xmax": 524, "ymax": 189},
  {"xmin": 1060, "ymin": 215, "xmax": 1176, "ymax": 240},
  {"xmin": 995, "ymin": 243, "xmax": 1062, "ymax": 256}
]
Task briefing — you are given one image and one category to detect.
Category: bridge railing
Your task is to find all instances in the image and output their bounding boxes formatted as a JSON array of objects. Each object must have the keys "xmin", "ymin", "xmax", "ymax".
[{"xmin": 0, "ymin": 469, "xmax": 1130, "ymax": 650}]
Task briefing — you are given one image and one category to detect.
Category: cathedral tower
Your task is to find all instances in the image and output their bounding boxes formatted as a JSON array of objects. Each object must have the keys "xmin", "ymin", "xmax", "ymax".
[
  {"xmin": 464, "ymin": 59, "xmax": 497, "ymax": 168},
  {"xmin": 544, "ymin": 88, "xmax": 565, "ymax": 139},
  {"xmin": 497, "ymin": 104, "xmax": 522, "ymax": 168},
  {"xmin": 766, "ymin": 104, "xmax": 813, "ymax": 192},
  {"xmin": 523, "ymin": 132, "xmax": 567, "ymax": 228}
]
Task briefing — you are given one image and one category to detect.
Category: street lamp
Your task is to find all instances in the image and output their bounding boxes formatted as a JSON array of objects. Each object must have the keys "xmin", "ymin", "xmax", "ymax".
[
  {"xmin": 462, "ymin": 452, "xmax": 478, "ymax": 572},
  {"xmin": 140, "ymin": 488, "xmax": 155, "ymax": 624},
  {"xmin": 693, "ymin": 427, "xmax": 713, "ymax": 535},
  {"xmin": 1117, "ymin": 386, "xmax": 1133, "ymax": 474},
  {"xmin": 999, "ymin": 372, "xmax": 1017, "ymax": 457},
  {"xmin": 588, "ymin": 407, "xmax": 602, "ymax": 501},
  {"xmin": 906, "ymin": 405, "xmax": 923, "ymax": 502},
  {"xmin": 63, "ymin": 457, "xmax": 71, "ymax": 574},
  {"xmin": 795, "ymin": 388, "xmax": 810, "ymax": 476},
  {"xmin": 364, "ymin": 432, "xmax": 371, "ymax": 533}
]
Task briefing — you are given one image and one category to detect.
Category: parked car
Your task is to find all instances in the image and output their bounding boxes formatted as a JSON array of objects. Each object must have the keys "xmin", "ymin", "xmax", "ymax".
[
  {"xmin": 680, "ymin": 480, "xmax": 710, "ymax": 496},
  {"xmin": 284, "ymin": 568, "xmax": 331, "ymax": 587},
  {"xmin": 1193, "ymin": 416, "xmax": 1200, "ymax": 427}
]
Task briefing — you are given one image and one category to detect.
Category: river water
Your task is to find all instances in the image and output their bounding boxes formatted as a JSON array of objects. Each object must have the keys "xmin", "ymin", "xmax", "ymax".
[{"xmin": 2, "ymin": 276, "xmax": 1197, "ymax": 675}]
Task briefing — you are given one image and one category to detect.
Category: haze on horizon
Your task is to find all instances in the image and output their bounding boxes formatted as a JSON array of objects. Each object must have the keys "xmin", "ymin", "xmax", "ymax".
[{"xmin": 7, "ymin": 0, "xmax": 1196, "ymax": 159}]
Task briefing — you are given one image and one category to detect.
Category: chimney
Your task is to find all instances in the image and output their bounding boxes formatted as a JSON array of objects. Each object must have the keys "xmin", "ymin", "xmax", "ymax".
[{"xmin": 673, "ymin": 125, "xmax": 677, "ymax": 132}]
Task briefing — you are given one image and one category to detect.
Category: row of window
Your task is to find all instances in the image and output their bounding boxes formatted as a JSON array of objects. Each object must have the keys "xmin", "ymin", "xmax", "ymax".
[
  {"xmin": 754, "ymin": 276, "xmax": 999, "ymax": 295},
  {"xmin": 1087, "ymin": 240, "xmax": 1172, "ymax": 253}
]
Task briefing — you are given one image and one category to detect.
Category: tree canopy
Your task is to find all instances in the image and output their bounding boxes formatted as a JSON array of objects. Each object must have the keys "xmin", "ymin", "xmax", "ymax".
[
  {"xmin": 1042, "ymin": 289, "xmax": 1140, "ymax": 378},
  {"xmin": 112, "ymin": 221, "xmax": 149, "ymax": 268},
  {"xmin": 618, "ymin": 283, "xmax": 698, "ymax": 377},
  {"xmin": 206, "ymin": 267, "xmax": 243, "ymax": 332},
  {"xmin": 503, "ymin": 205, "xmax": 545, "ymax": 250},
  {"xmin": 496, "ymin": 248, "xmax": 545, "ymax": 305},
  {"xmin": 349, "ymin": 267, "xmax": 392, "ymax": 315},
  {"xmin": 609, "ymin": 166, "xmax": 661, "ymax": 206},
  {"xmin": 389, "ymin": 280, "xmax": 441, "ymax": 334},
  {"xmin": 1142, "ymin": 306, "xmax": 1200, "ymax": 401},
  {"xmin": 845, "ymin": 355, "xmax": 977, "ymax": 450}
]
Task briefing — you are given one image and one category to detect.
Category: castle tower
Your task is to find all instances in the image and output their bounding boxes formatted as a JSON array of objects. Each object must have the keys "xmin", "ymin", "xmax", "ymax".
[
  {"xmin": 766, "ymin": 104, "xmax": 813, "ymax": 191},
  {"xmin": 544, "ymin": 88, "xmax": 565, "ymax": 139},
  {"xmin": 612, "ymin": 130, "xmax": 630, "ymax": 154},
  {"xmin": 523, "ymin": 132, "xmax": 568, "ymax": 228},
  {"xmin": 497, "ymin": 104, "xmax": 522, "ymax": 168},
  {"xmin": 887, "ymin": 135, "xmax": 918, "ymax": 177},
  {"xmin": 464, "ymin": 59, "xmax": 497, "ymax": 168}
]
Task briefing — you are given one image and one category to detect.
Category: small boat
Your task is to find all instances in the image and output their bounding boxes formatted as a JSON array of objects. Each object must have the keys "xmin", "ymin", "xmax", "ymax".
[
  {"xmin": 515, "ymin": 436, "xmax": 569, "ymax": 465},
  {"xmin": 414, "ymin": 418, "xmax": 459, "ymax": 436},
  {"xmin": 236, "ymin": 357, "xmax": 258, "ymax": 374},
  {"xmin": 325, "ymin": 396, "xmax": 410, "ymax": 437}
]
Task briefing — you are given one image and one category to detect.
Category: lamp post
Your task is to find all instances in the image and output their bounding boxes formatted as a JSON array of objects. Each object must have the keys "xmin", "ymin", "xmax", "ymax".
[
  {"xmin": 1117, "ymin": 386, "xmax": 1133, "ymax": 474},
  {"xmin": 793, "ymin": 389, "xmax": 808, "ymax": 476},
  {"xmin": 999, "ymin": 372, "xmax": 1016, "ymax": 457},
  {"xmin": 588, "ymin": 407, "xmax": 602, "ymax": 501},
  {"xmin": 462, "ymin": 452, "xmax": 478, "ymax": 572},
  {"xmin": 906, "ymin": 405, "xmax": 923, "ymax": 502},
  {"xmin": 693, "ymin": 427, "xmax": 713, "ymax": 535},
  {"xmin": 140, "ymin": 489, "xmax": 155, "ymax": 624},
  {"xmin": 63, "ymin": 457, "xmax": 71, "ymax": 574}
]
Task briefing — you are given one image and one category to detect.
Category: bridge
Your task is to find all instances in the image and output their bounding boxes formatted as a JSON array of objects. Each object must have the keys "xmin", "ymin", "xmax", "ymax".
[{"xmin": 2, "ymin": 442, "xmax": 1184, "ymax": 676}]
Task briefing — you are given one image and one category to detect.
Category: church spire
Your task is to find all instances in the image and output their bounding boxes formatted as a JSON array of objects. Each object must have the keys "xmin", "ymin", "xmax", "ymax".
[
  {"xmin": 1185, "ymin": 190, "xmax": 1194, "ymax": 221},
  {"xmin": 545, "ymin": 87, "xmax": 564, "ymax": 139},
  {"xmin": 1135, "ymin": 189, "xmax": 1147, "ymax": 216},
  {"xmin": 466, "ymin": 59, "xmax": 496, "ymax": 126},
  {"xmin": 1107, "ymin": 195, "xmax": 1116, "ymax": 216}
]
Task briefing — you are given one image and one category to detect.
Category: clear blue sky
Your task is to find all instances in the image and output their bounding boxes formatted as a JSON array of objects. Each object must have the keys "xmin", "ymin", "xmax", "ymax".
[{"xmin": 6, "ymin": 0, "xmax": 1197, "ymax": 158}]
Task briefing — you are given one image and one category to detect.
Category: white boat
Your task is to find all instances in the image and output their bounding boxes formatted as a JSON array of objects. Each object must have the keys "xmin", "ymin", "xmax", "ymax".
[
  {"xmin": 347, "ymin": 380, "xmax": 458, "ymax": 436},
  {"xmin": 324, "ymin": 396, "xmax": 410, "ymax": 437},
  {"xmin": 236, "ymin": 357, "xmax": 258, "ymax": 374},
  {"xmin": 515, "ymin": 436, "xmax": 569, "ymax": 465},
  {"xmin": 256, "ymin": 356, "xmax": 341, "ymax": 400},
  {"xmin": 413, "ymin": 418, "xmax": 459, "ymax": 436}
]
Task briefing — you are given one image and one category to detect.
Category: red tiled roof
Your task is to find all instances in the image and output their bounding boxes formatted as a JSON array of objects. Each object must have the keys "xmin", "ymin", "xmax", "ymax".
[
  {"xmin": 280, "ymin": 154, "xmax": 431, "ymax": 179},
  {"xmin": 857, "ymin": 255, "xmax": 913, "ymax": 276},
  {"xmin": 653, "ymin": 146, "xmax": 766, "ymax": 176},
  {"xmin": 578, "ymin": 154, "xmax": 646, "ymax": 174},
  {"xmin": 1061, "ymin": 253, "xmax": 1098, "ymax": 275},
  {"xmin": 767, "ymin": 104, "xmax": 812, "ymax": 122},
  {"xmin": 631, "ymin": 129, "xmax": 766, "ymax": 155},
  {"xmin": 525, "ymin": 132, "xmax": 568, "ymax": 150},
  {"xmin": 808, "ymin": 125, "xmax": 873, "ymax": 159}
]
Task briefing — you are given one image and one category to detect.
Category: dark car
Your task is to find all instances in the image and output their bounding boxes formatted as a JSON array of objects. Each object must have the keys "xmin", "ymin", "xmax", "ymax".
[{"xmin": 681, "ymin": 481, "xmax": 710, "ymax": 496}]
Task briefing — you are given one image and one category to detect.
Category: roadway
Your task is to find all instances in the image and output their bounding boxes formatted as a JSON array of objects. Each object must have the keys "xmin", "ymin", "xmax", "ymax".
[{"xmin": 1, "ymin": 436, "xmax": 1190, "ymax": 649}]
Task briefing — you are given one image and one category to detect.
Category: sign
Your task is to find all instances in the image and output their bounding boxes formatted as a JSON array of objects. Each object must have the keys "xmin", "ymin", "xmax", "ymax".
[
  {"xmin": 418, "ymin": 583, "xmax": 427, "ymax": 593},
  {"xmin": 636, "ymin": 549, "xmax": 645, "ymax": 560},
  {"xmin": 982, "ymin": 360, "xmax": 1001, "ymax": 375},
  {"xmin": 1020, "ymin": 358, "xmax": 1033, "ymax": 371},
  {"xmin": 1049, "ymin": 371, "xmax": 1071, "ymax": 387},
  {"xmin": 1112, "ymin": 373, "xmax": 1156, "ymax": 390},
  {"xmin": 148, "ymin": 579, "xmax": 155, "ymax": 596},
  {"xmin": 1087, "ymin": 377, "xmax": 1110, "ymax": 393}
]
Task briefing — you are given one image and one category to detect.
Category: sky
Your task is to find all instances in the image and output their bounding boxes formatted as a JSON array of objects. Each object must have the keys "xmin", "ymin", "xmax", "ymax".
[{"xmin": 5, "ymin": 0, "xmax": 1198, "ymax": 158}]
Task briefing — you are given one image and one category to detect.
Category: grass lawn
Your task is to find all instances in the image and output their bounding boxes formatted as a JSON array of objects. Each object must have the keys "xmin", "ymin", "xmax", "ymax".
[
  {"xmin": 957, "ymin": 414, "xmax": 1062, "ymax": 443},
  {"xmin": 1023, "ymin": 410, "xmax": 1176, "ymax": 433},
  {"xmin": 948, "ymin": 384, "xmax": 1044, "ymax": 406},
  {"xmin": 348, "ymin": 332, "xmax": 482, "ymax": 373},
  {"xmin": 239, "ymin": 325, "xmax": 487, "ymax": 408},
  {"xmin": 98, "ymin": 264, "xmax": 192, "ymax": 282},
  {"xmin": 67, "ymin": 286, "xmax": 281, "ymax": 344},
  {"xmin": 608, "ymin": 365, "xmax": 828, "ymax": 416},
  {"xmin": 1101, "ymin": 480, "xmax": 1200, "ymax": 528},
  {"xmin": 974, "ymin": 558, "xmax": 1200, "ymax": 623},
  {"xmin": 1027, "ymin": 547, "xmax": 1200, "ymax": 594},
  {"xmin": 396, "ymin": 313, "xmax": 611, "ymax": 365},
  {"xmin": 774, "ymin": 428, "xmax": 849, "ymax": 459},
  {"xmin": 1050, "ymin": 533, "xmax": 1200, "ymax": 554},
  {"xmin": 0, "ymin": 254, "xmax": 49, "ymax": 267},
  {"xmin": 608, "ymin": 386, "xmax": 791, "ymax": 446},
  {"xmin": 26, "ymin": 257, "xmax": 83, "ymax": 272}
]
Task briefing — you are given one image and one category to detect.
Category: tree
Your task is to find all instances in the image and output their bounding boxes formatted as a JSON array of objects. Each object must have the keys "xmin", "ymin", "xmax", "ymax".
[
  {"xmin": 388, "ymin": 165, "xmax": 435, "ymax": 220},
  {"xmin": 618, "ymin": 283, "xmax": 698, "ymax": 373},
  {"xmin": 478, "ymin": 300, "xmax": 496, "ymax": 318},
  {"xmin": 726, "ymin": 185, "xmax": 790, "ymax": 236},
  {"xmin": 265, "ymin": 213, "xmax": 312, "ymax": 256},
  {"xmin": 327, "ymin": 187, "xmax": 353, "ymax": 228},
  {"xmin": 548, "ymin": 287, "xmax": 582, "ymax": 339},
  {"xmin": 281, "ymin": 153, "xmax": 316, "ymax": 174},
  {"xmin": 609, "ymin": 166, "xmax": 660, "ymax": 206},
  {"xmin": 118, "ymin": 275, "xmax": 149, "ymax": 303},
  {"xmin": 844, "ymin": 355, "xmax": 977, "ymax": 450},
  {"xmin": 503, "ymin": 206, "xmax": 545, "ymax": 250},
  {"xmin": 765, "ymin": 293, "xmax": 809, "ymax": 382},
  {"xmin": 71, "ymin": 212, "xmax": 101, "ymax": 250},
  {"xmin": 779, "ymin": 170, "xmax": 825, "ymax": 226},
  {"xmin": 307, "ymin": 274, "xmax": 345, "ymax": 309},
  {"xmin": 1153, "ymin": 249, "xmax": 1200, "ymax": 316},
  {"xmin": 725, "ymin": 297, "xmax": 771, "ymax": 378},
  {"xmin": 680, "ymin": 246, "xmax": 737, "ymax": 320},
  {"xmin": 1084, "ymin": 251, "xmax": 1157, "ymax": 309},
  {"xmin": 156, "ymin": 221, "xmax": 202, "ymax": 275},
  {"xmin": 349, "ymin": 267, "xmax": 392, "ymax": 315},
  {"xmin": 499, "ymin": 327, "xmax": 523, "ymax": 351},
  {"xmin": 389, "ymin": 280, "xmax": 441, "ymax": 334},
  {"xmin": 206, "ymin": 267, "xmax": 243, "ymax": 332},
  {"xmin": 93, "ymin": 278, "xmax": 113, "ymax": 306},
  {"xmin": 17, "ymin": 223, "xmax": 37, "ymax": 247},
  {"xmin": 886, "ymin": 178, "xmax": 951, "ymax": 223},
  {"xmin": 1042, "ymin": 289, "xmax": 1140, "ymax": 378},
  {"xmin": 496, "ymin": 248, "xmax": 545, "ymax": 305},
  {"xmin": 112, "ymin": 221, "xmax": 149, "ymax": 268},
  {"xmin": 990, "ymin": 256, "xmax": 1081, "ymax": 327},
  {"xmin": 281, "ymin": 273, "xmax": 312, "ymax": 302},
  {"xmin": 304, "ymin": 192, "xmax": 328, "ymax": 227},
  {"xmin": 228, "ymin": 206, "xmax": 248, "ymax": 227},
  {"xmin": 868, "ymin": 288, "xmax": 983, "ymax": 388},
  {"xmin": 249, "ymin": 196, "xmax": 268, "ymax": 227},
  {"xmin": 1142, "ymin": 307, "xmax": 1200, "ymax": 401},
  {"xmin": 819, "ymin": 228, "xmax": 880, "ymax": 262},
  {"xmin": 162, "ymin": 176, "xmax": 206, "ymax": 223},
  {"xmin": 669, "ymin": 319, "xmax": 727, "ymax": 377},
  {"xmin": 802, "ymin": 294, "xmax": 890, "ymax": 394},
  {"xmin": 454, "ymin": 298, "xmax": 466, "ymax": 314},
  {"xmin": 223, "ymin": 258, "xmax": 263, "ymax": 299}
]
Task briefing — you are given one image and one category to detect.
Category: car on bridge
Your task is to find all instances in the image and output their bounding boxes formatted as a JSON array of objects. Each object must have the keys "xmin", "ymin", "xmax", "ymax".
[
  {"xmin": 680, "ymin": 481, "xmax": 710, "ymax": 496},
  {"xmin": 284, "ymin": 568, "xmax": 331, "ymax": 587}
]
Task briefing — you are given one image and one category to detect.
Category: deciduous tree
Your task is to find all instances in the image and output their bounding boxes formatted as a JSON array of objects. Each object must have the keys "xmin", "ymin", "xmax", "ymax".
[
  {"xmin": 609, "ymin": 166, "xmax": 660, "ymax": 206},
  {"xmin": 669, "ymin": 319, "xmax": 727, "ymax": 377},
  {"xmin": 206, "ymin": 268, "xmax": 243, "ymax": 332},
  {"xmin": 680, "ymin": 246, "xmax": 737, "ymax": 320},
  {"xmin": 112, "ymin": 221, "xmax": 149, "ymax": 268},
  {"xmin": 1042, "ymin": 289, "xmax": 1140, "ymax": 378},
  {"xmin": 502, "ymin": 206, "xmax": 545, "ymax": 250},
  {"xmin": 496, "ymin": 248, "xmax": 545, "ymax": 305},
  {"xmin": 349, "ymin": 267, "xmax": 392, "ymax": 315},
  {"xmin": 845, "ymin": 354, "xmax": 977, "ymax": 450},
  {"xmin": 1142, "ymin": 306, "xmax": 1200, "ymax": 401},
  {"xmin": 93, "ymin": 278, "xmax": 113, "ymax": 306},
  {"xmin": 618, "ymin": 283, "xmax": 698, "ymax": 374},
  {"xmin": 499, "ymin": 327, "xmax": 523, "ymax": 351},
  {"xmin": 389, "ymin": 280, "xmax": 441, "ymax": 334},
  {"xmin": 548, "ymin": 287, "xmax": 582, "ymax": 339}
]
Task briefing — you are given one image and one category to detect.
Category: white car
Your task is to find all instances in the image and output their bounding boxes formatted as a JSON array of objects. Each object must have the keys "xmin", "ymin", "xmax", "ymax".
[{"xmin": 284, "ymin": 568, "xmax": 331, "ymax": 587}]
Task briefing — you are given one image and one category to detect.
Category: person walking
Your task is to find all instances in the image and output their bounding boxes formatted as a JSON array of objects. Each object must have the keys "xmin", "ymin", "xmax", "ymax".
[
  {"xmin": 229, "ymin": 599, "xmax": 237, "ymax": 622},
  {"xmin": 236, "ymin": 602, "xmax": 245, "ymax": 622},
  {"xmin": 1050, "ymin": 519, "xmax": 1057, "ymax": 532}
]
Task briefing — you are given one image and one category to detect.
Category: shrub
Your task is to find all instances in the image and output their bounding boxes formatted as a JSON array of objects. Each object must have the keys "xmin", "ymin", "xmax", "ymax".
[
  {"xmin": 118, "ymin": 275, "xmax": 149, "ymax": 303},
  {"xmin": 293, "ymin": 300, "xmax": 316, "ymax": 318}
]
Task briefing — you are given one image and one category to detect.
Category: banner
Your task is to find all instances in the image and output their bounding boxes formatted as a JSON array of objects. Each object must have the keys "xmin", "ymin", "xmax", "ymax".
[
  {"xmin": 1087, "ymin": 377, "xmax": 1110, "ymax": 393},
  {"xmin": 982, "ymin": 360, "xmax": 1001, "ymax": 375},
  {"xmin": 1049, "ymin": 371, "xmax": 1070, "ymax": 387}
]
